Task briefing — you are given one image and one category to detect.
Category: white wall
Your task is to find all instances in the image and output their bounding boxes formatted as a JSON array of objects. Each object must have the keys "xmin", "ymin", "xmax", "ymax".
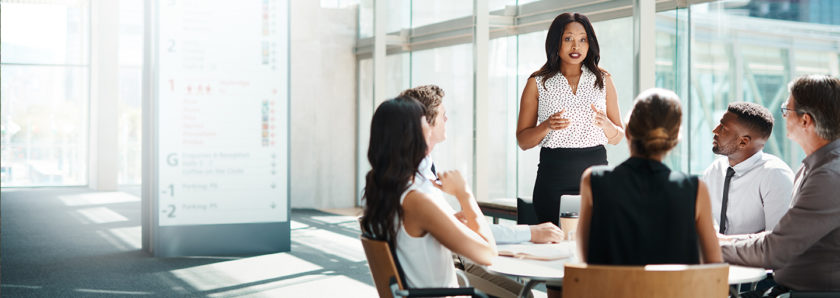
[{"xmin": 289, "ymin": 1, "xmax": 358, "ymax": 208}]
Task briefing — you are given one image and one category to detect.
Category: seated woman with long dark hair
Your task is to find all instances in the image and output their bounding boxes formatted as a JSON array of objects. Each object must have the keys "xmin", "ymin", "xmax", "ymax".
[
  {"xmin": 360, "ymin": 96, "xmax": 497, "ymax": 288},
  {"xmin": 577, "ymin": 88, "xmax": 722, "ymax": 265}
]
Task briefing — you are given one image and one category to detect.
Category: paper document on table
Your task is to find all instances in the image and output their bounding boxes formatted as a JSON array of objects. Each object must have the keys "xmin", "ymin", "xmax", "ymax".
[{"xmin": 498, "ymin": 243, "xmax": 572, "ymax": 261}]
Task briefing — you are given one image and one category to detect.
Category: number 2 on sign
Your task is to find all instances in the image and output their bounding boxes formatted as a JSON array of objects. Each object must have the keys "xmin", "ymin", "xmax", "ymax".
[{"xmin": 167, "ymin": 205, "xmax": 176, "ymax": 218}]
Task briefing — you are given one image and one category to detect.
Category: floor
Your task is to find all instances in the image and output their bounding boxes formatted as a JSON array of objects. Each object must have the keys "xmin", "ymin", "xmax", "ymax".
[
  {"xmin": 0, "ymin": 188, "xmax": 545, "ymax": 297},
  {"xmin": 1, "ymin": 188, "xmax": 376, "ymax": 297}
]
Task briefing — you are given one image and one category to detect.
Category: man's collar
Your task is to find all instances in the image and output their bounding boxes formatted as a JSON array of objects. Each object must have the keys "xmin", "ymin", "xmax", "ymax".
[
  {"xmin": 730, "ymin": 150, "xmax": 764, "ymax": 175},
  {"xmin": 802, "ymin": 138, "xmax": 840, "ymax": 169}
]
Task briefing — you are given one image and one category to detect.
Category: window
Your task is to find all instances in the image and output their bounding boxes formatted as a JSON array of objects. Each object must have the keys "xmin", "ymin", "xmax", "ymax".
[
  {"xmin": 1, "ymin": 1, "xmax": 91, "ymax": 186},
  {"xmin": 358, "ymin": 0, "xmax": 410, "ymax": 38},
  {"xmin": 668, "ymin": 1, "xmax": 840, "ymax": 173},
  {"xmin": 412, "ymin": 44, "xmax": 474, "ymax": 182},
  {"xmin": 356, "ymin": 58, "xmax": 372, "ymax": 203},
  {"xmin": 487, "ymin": 36, "xmax": 517, "ymax": 201},
  {"xmin": 356, "ymin": 0, "xmax": 840, "ymax": 205},
  {"xmin": 412, "ymin": 0, "xmax": 471, "ymax": 28},
  {"xmin": 118, "ymin": 0, "xmax": 143, "ymax": 185}
]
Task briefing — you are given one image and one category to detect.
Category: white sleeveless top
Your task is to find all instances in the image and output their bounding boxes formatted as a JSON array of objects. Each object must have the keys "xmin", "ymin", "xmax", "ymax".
[
  {"xmin": 535, "ymin": 66, "xmax": 608, "ymax": 148},
  {"xmin": 395, "ymin": 178, "xmax": 458, "ymax": 289}
]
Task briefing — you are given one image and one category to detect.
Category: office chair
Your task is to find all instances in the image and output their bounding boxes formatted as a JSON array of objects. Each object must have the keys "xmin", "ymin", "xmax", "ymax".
[
  {"xmin": 516, "ymin": 197, "xmax": 539, "ymax": 225},
  {"xmin": 561, "ymin": 263, "xmax": 730, "ymax": 298},
  {"xmin": 789, "ymin": 291, "xmax": 840, "ymax": 298},
  {"xmin": 360, "ymin": 235, "xmax": 487, "ymax": 298}
]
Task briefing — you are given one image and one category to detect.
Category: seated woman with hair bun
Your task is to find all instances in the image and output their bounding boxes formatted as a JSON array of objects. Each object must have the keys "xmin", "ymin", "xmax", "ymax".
[{"xmin": 576, "ymin": 88, "xmax": 722, "ymax": 265}]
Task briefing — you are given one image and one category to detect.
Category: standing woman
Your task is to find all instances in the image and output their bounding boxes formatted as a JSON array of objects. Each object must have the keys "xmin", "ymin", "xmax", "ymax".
[{"xmin": 516, "ymin": 12, "xmax": 624, "ymax": 226}]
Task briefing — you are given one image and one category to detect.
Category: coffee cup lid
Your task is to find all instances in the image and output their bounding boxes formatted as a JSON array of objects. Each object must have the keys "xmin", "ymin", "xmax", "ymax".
[{"xmin": 560, "ymin": 212, "xmax": 579, "ymax": 218}]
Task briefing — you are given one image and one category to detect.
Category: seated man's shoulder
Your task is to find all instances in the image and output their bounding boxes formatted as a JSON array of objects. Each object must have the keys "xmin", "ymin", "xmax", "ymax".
[
  {"xmin": 808, "ymin": 160, "xmax": 840, "ymax": 183},
  {"xmin": 759, "ymin": 153, "xmax": 794, "ymax": 173},
  {"xmin": 818, "ymin": 154, "xmax": 840, "ymax": 174},
  {"xmin": 798, "ymin": 168, "xmax": 840, "ymax": 206}
]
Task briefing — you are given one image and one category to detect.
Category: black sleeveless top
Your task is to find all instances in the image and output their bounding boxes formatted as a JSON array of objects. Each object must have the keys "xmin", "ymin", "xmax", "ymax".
[{"xmin": 587, "ymin": 157, "xmax": 700, "ymax": 265}]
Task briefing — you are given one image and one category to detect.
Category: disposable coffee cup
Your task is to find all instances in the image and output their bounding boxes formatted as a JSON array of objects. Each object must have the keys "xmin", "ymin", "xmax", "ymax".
[{"xmin": 559, "ymin": 212, "xmax": 579, "ymax": 241}]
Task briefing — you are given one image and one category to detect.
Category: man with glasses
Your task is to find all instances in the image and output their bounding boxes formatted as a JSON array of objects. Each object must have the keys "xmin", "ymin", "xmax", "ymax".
[{"xmin": 720, "ymin": 74, "xmax": 840, "ymax": 295}]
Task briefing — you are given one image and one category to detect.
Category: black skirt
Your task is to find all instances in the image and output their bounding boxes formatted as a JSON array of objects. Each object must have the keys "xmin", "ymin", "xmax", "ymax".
[{"xmin": 532, "ymin": 145, "xmax": 607, "ymax": 225}]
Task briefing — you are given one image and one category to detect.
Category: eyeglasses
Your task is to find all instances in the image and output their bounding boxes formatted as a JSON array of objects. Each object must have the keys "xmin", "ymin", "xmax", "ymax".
[{"xmin": 780, "ymin": 105, "xmax": 800, "ymax": 117}]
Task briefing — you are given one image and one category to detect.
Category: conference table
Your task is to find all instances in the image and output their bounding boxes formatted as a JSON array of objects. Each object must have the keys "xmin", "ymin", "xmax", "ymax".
[{"xmin": 486, "ymin": 241, "xmax": 768, "ymax": 298}]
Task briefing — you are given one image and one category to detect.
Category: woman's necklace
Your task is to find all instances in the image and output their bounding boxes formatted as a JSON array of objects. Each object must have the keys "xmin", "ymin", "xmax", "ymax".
[{"xmin": 565, "ymin": 74, "xmax": 581, "ymax": 95}]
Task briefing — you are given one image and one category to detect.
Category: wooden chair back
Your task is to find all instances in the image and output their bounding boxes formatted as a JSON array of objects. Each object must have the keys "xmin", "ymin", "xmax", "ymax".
[
  {"xmin": 361, "ymin": 236, "xmax": 404, "ymax": 298},
  {"xmin": 562, "ymin": 263, "xmax": 729, "ymax": 298}
]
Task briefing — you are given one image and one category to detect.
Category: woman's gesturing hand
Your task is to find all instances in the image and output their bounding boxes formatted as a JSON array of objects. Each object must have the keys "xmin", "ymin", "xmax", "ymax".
[
  {"xmin": 544, "ymin": 109, "xmax": 570, "ymax": 130},
  {"xmin": 591, "ymin": 104, "xmax": 617, "ymax": 133}
]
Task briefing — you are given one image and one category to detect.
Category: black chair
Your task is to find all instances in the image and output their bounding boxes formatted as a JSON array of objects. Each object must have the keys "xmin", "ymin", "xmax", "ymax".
[
  {"xmin": 789, "ymin": 291, "xmax": 840, "ymax": 298},
  {"xmin": 516, "ymin": 197, "xmax": 539, "ymax": 225}
]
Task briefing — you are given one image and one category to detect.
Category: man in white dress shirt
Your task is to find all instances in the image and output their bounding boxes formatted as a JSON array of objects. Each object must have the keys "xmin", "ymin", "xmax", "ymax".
[
  {"xmin": 401, "ymin": 85, "xmax": 563, "ymax": 298},
  {"xmin": 702, "ymin": 102, "xmax": 794, "ymax": 235}
]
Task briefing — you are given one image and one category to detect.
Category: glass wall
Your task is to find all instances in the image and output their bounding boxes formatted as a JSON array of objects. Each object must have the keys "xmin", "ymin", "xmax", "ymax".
[
  {"xmin": 358, "ymin": 0, "xmax": 409, "ymax": 38},
  {"xmin": 655, "ymin": 8, "xmax": 690, "ymax": 172},
  {"xmin": 357, "ymin": 0, "xmax": 840, "ymax": 203},
  {"xmin": 357, "ymin": 58, "xmax": 372, "ymax": 201},
  {"xmin": 487, "ymin": 36, "xmax": 517, "ymax": 201},
  {"xmin": 656, "ymin": 1, "xmax": 840, "ymax": 173},
  {"xmin": 411, "ymin": 44, "xmax": 475, "ymax": 181},
  {"xmin": 515, "ymin": 30, "xmax": 545, "ymax": 199},
  {"xmin": 118, "ymin": 0, "xmax": 143, "ymax": 185},
  {"xmin": 1, "ymin": 1, "xmax": 91, "ymax": 186},
  {"xmin": 411, "ymin": 0, "xmax": 471, "ymax": 28}
]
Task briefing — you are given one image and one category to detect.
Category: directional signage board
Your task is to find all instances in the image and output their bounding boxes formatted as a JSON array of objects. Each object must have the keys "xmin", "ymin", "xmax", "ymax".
[{"xmin": 143, "ymin": 0, "xmax": 289, "ymax": 257}]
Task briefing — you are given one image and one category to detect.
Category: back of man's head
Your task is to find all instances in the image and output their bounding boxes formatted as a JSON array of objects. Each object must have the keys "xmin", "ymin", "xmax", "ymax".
[
  {"xmin": 399, "ymin": 85, "xmax": 445, "ymax": 125},
  {"xmin": 789, "ymin": 75, "xmax": 840, "ymax": 141},
  {"xmin": 727, "ymin": 102, "xmax": 774, "ymax": 140}
]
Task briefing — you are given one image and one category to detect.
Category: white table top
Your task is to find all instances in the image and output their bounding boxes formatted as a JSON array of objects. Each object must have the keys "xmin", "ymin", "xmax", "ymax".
[
  {"xmin": 487, "ymin": 242, "xmax": 767, "ymax": 285},
  {"xmin": 728, "ymin": 265, "xmax": 769, "ymax": 284},
  {"xmin": 487, "ymin": 242, "xmax": 575, "ymax": 281}
]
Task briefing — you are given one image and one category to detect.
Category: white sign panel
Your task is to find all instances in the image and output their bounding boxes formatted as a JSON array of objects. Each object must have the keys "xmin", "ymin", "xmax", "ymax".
[{"xmin": 157, "ymin": 0, "xmax": 288, "ymax": 226}]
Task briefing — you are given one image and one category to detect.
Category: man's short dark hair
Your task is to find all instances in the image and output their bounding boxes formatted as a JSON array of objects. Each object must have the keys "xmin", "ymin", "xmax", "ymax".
[
  {"xmin": 789, "ymin": 75, "xmax": 840, "ymax": 141},
  {"xmin": 727, "ymin": 102, "xmax": 774, "ymax": 140}
]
